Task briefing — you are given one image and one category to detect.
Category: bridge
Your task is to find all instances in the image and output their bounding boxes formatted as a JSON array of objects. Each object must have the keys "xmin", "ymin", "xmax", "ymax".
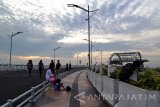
[
  {"xmin": 0, "ymin": 67, "xmax": 108, "ymax": 107},
  {"xmin": 0, "ymin": 51, "xmax": 160, "ymax": 107}
]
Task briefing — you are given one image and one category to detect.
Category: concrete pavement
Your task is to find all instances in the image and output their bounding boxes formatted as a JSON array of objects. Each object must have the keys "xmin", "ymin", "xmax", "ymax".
[{"xmin": 24, "ymin": 70, "xmax": 108, "ymax": 107}]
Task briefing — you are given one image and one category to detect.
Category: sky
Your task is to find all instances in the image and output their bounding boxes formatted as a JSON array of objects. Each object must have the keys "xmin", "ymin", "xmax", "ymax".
[{"xmin": 0, "ymin": 0, "xmax": 160, "ymax": 67}]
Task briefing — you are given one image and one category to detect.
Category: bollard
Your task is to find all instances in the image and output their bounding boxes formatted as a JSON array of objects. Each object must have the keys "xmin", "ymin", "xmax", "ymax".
[
  {"xmin": 7, "ymin": 99, "xmax": 12, "ymax": 107},
  {"xmin": 30, "ymin": 87, "xmax": 36, "ymax": 102}
]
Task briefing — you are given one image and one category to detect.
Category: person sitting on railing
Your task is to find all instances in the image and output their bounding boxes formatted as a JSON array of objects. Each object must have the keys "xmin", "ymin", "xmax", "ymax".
[
  {"xmin": 45, "ymin": 67, "xmax": 65, "ymax": 90},
  {"xmin": 52, "ymin": 75, "xmax": 65, "ymax": 91},
  {"xmin": 46, "ymin": 66, "xmax": 54, "ymax": 81}
]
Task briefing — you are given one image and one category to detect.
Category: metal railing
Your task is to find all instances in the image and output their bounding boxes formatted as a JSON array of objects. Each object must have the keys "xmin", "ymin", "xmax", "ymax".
[
  {"xmin": 1, "ymin": 81, "xmax": 49, "ymax": 107},
  {"xmin": 0, "ymin": 64, "xmax": 87, "ymax": 72},
  {"xmin": 1, "ymin": 70, "xmax": 76, "ymax": 107},
  {"xmin": 0, "ymin": 64, "xmax": 49, "ymax": 72}
]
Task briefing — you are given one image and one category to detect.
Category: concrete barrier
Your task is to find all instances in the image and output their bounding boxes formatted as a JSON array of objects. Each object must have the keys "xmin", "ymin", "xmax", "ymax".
[
  {"xmin": 87, "ymin": 71, "xmax": 119, "ymax": 106},
  {"xmin": 102, "ymin": 76, "xmax": 119, "ymax": 105},
  {"xmin": 87, "ymin": 70, "xmax": 160, "ymax": 107},
  {"xmin": 95, "ymin": 74, "xmax": 101, "ymax": 92},
  {"xmin": 114, "ymin": 81, "xmax": 160, "ymax": 107}
]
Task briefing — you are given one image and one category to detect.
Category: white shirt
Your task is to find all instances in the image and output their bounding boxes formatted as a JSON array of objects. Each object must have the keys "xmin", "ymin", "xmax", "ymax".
[{"xmin": 45, "ymin": 69, "xmax": 53, "ymax": 81}]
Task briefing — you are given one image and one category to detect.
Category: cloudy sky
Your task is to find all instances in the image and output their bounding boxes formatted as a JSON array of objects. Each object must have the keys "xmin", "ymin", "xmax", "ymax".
[{"xmin": 0, "ymin": 0, "xmax": 160, "ymax": 67}]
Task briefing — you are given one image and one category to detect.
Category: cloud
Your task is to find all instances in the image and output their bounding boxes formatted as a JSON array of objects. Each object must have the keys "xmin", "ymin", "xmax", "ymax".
[{"xmin": 0, "ymin": 0, "xmax": 160, "ymax": 67}]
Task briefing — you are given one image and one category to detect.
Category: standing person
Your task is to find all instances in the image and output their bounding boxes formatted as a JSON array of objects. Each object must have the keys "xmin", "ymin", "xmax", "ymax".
[
  {"xmin": 38, "ymin": 60, "xmax": 44, "ymax": 77},
  {"xmin": 49, "ymin": 60, "xmax": 55, "ymax": 74},
  {"xmin": 56, "ymin": 60, "xmax": 61, "ymax": 73},
  {"xmin": 66, "ymin": 63, "xmax": 69, "ymax": 71},
  {"xmin": 69, "ymin": 63, "xmax": 71, "ymax": 70},
  {"xmin": 27, "ymin": 60, "xmax": 33, "ymax": 76}
]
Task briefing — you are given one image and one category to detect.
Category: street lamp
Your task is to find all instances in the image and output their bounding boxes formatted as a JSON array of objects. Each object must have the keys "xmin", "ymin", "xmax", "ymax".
[
  {"xmin": 67, "ymin": 4, "xmax": 99, "ymax": 68},
  {"xmin": 53, "ymin": 47, "xmax": 61, "ymax": 63},
  {"xmin": 9, "ymin": 32, "xmax": 23, "ymax": 67},
  {"xmin": 76, "ymin": 53, "xmax": 81, "ymax": 67}
]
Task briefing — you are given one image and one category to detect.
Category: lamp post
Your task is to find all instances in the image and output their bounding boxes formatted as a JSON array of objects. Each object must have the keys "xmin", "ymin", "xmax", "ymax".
[
  {"xmin": 76, "ymin": 53, "xmax": 81, "ymax": 67},
  {"xmin": 53, "ymin": 47, "xmax": 61, "ymax": 63},
  {"xmin": 9, "ymin": 32, "xmax": 23, "ymax": 67},
  {"xmin": 67, "ymin": 4, "xmax": 99, "ymax": 68}
]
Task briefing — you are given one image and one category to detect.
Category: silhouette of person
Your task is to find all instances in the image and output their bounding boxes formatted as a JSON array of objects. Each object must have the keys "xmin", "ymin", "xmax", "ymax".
[
  {"xmin": 38, "ymin": 60, "xmax": 44, "ymax": 77},
  {"xmin": 27, "ymin": 60, "xmax": 33, "ymax": 76},
  {"xmin": 66, "ymin": 63, "xmax": 69, "ymax": 71},
  {"xmin": 49, "ymin": 60, "xmax": 55, "ymax": 74},
  {"xmin": 69, "ymin": 63, "xmax": 71, "ymax": 70},
  {"xmin": 56, "ymin": 60, "xmax": 61, "ymax": 73}
]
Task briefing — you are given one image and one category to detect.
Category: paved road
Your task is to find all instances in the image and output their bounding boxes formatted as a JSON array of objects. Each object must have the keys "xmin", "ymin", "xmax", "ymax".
[{"xmin": 0, "ymin": 67, "xmax": 85, "ymax": 105}]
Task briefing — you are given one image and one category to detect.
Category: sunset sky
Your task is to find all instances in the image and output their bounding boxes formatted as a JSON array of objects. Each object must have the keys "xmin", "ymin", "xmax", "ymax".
[{"xmin": 0, "ymin": 0, "xmax": 160, "ymax": 67}]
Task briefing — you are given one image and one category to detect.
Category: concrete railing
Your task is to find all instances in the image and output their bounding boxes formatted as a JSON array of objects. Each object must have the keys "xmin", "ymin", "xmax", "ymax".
[
  {"xmin": 114, "ymin": 81, "xmax": 160, "ymax": 107},
  {"xmin": 87, "ymin": 70, "xmax": 160, "ymax": 107},
  {"xmin": 88, "ymin": 71, "xmax": 118, "ymax": 106}
]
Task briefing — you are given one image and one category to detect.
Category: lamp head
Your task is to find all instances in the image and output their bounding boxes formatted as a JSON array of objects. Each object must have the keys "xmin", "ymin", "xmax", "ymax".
[
  {"xmin": 67, "ymin": 4, "xmax": 75, "ymax": 7},
  {"xmin": 12, "ymin": 32, "xmax": 23, "ymax": 37},
  {"xmin": 82, "ymin": 39, "xmax": 88, "ymax": 41},
  {"xmin": 53, "ymin": 46, "xmax": 61, "ymax": 50},
  {"xmin": 17, "ymin": 32, "xmax": 23, "ymax": 34}
]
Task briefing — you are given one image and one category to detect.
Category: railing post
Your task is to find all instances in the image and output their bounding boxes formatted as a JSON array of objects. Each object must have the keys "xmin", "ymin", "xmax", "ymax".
[
  {"xmin": 23, "ymin": 65, "xmax": 25, "ymax": 70},
  {"xmin": 12, "ymin": 65, "xmax": 13, "ymax": 71},
  {"xmin": 3, "ymin": 64, "xmax": 5, "ymax": 71},
  {"xmin": 30, "ymin": 87, "xmax": 36, "ymax": 102},
  {"xmin": 42, "ymin": 81, "xmax": 46, "ymax": 93},
  {"xmin": 7, "ymin": 99, "xmax": 12, "ymax": 107}
]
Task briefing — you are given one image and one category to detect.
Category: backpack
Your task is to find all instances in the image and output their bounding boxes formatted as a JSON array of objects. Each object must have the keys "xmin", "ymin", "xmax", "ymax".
[{"xmin": 66, "ymin": 86, "xmax": 71, "ymax": 91}]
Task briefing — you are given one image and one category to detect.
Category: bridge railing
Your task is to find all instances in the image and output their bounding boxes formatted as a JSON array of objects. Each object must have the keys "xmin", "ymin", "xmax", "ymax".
[
  {"xmin": 0, "ymin": 64, "xmax": 49, "ymax": 71},
  {"xmin": 0, "ymin": 69, "xmax": 77, "ymax": 107},
  {"xmin": 0, "ymin": 64, "xmax": 87, "ymax": 72},
  {"xmin": 1, "ymin": 81, "xmax": 49, "ymax": 107}
]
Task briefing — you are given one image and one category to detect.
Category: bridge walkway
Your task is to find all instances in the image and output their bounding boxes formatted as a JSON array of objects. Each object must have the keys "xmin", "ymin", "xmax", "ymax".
[{"xmin": 24, "ymin": 70, "xmax": 108, "ymax": 107}]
